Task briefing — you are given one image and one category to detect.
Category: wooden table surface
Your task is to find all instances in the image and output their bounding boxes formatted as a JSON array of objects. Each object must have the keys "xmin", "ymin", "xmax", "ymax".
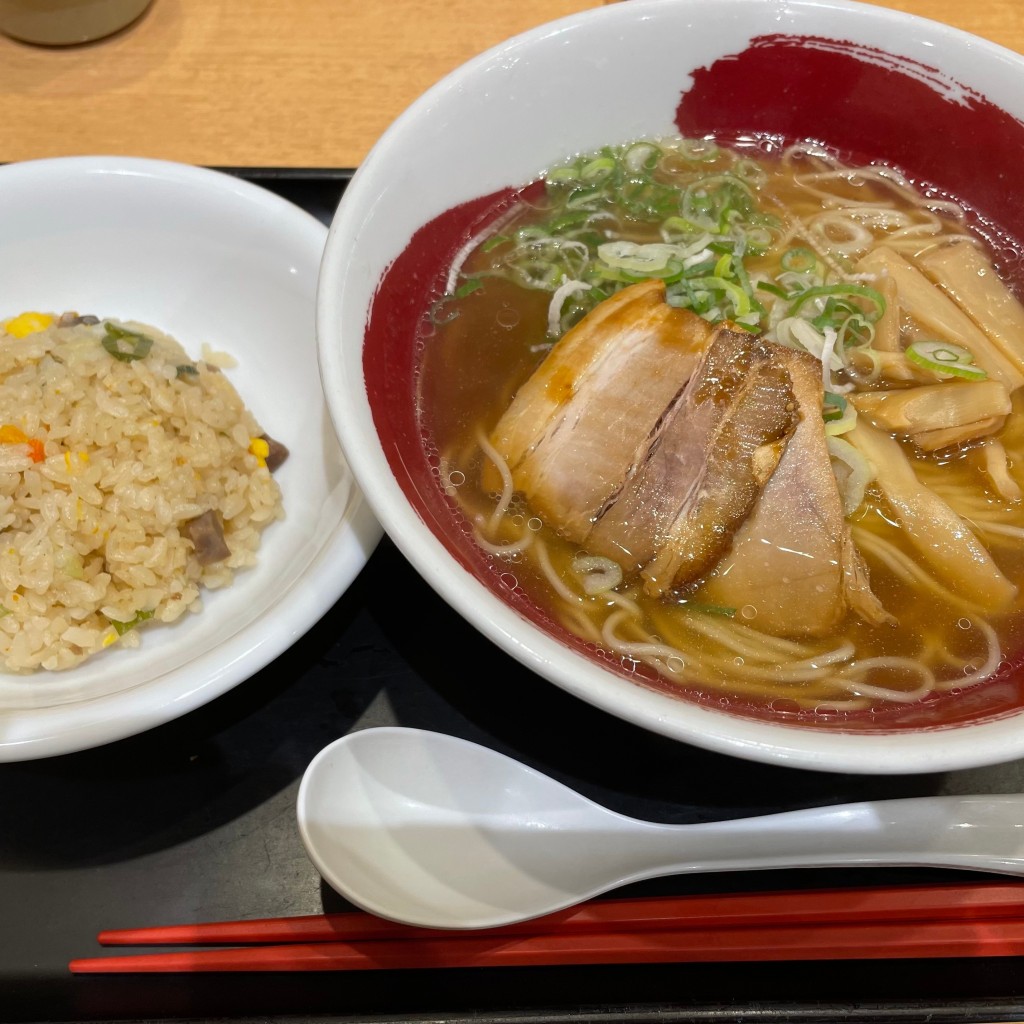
[{"xmin": 0, "ymin": 0, "xmax": 1021, "ymax": 170}]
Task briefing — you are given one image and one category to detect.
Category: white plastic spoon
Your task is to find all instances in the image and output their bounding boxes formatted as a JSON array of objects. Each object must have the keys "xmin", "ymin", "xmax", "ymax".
[{"xmin": 296, "ymin": 726, "xmax": 1024, "ymax": 930}]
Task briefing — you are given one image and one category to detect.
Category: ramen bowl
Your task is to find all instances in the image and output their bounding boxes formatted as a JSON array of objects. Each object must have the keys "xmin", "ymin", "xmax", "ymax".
[{"xmin": 318, "ymin": 0, "xmax": 1024, "ymax": 773}]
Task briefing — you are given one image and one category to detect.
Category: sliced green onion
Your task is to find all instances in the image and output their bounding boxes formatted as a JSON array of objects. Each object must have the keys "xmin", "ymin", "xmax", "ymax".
[
  {"xmin": 678, "ymin": 138, "xmax": 720, "ymax": 163},
  {"xmin": 481, "ymin": 234, "xmax": 511, "ymax": 253},
  {"xmin": 732, "ymin": 314, "xmax": 762, "ymax": 331},
  {"xmin": 546, "ymin": 165, "xmax": 580, "ymax": 183},
  {"xmin": 680, "ymin": 174, "xmax": 756, "ymax": 234},
  {"xmin": 756, "ymin": 281, "xmax": 790, "ymax": 299},
  {"xmin": 57, "ymin": 548, "xmax": 84, "ymax": 580},
  {"xmin": 822, "ymin": 393, "xmax": 847, "ymax": 422},
  {"xmin": 623, "ymin": 142, "xmax": 661, "ymax": 173},
  {"xmin": 823, "ymin": 393, "xmax": 857, "ymax": 435},
  {"xmin": 906, "ymin": 340, "xmax": 988, "ymax": 380},
  {"xmin": 744, "ymin": 226, "xmax": 775, "ymax": 255},
  {"xmin": 514, "ymin": 225, "xmax": 549, "ymax": 242},
  {"xmin": 837, "ymin": 313, "xmax": 873, "ymax": 347},
  {"xmin": 452, "ymin": 138, "xmax": 785, "ymax": 338},
  {"xmin": 781, "ymin": 247, "xmax": 818, "ymax": 273},
  {"xmin": 102, "ymin": 322, "xmax": 153, "ymax": 362},
  {"xmin": 581, "ymin": 156, "xmax": 616, "ymax": 180},
  {"xmin": 565, "ymin": 186, "xmax": 602, "ymax": 211},
  {"xmin": 454, "ymin": 278, "xmax": 484, "ymax": 299},
  {"xmin": 731, "ymin": 259, "xmax": 759, "ymax": 312},
  {"xmin": 687, "ymin": 276, "xmax": 752, "ymax": 317},
  {"xmin": 546, "ymin": 211, "xmax": 590, "ymax": 233},
  {"xmin": 681, "ymin": 259, "xmax": 716, "ymax": 277},
  {"xmin": 514, "ymin": 260, "xmax": 565, "ymax": 290},
  {"xmin": 787, "ymin": 283, "xmax": 886, "ymax": 322},
  {"xmin": 733, "ymin": 158, "xmax": 767, "ymax": 184},
  {"xmin": 598, "ymin": 241, "xmax": 677, "ymax": 274},
  {"xmin": 108, "ymin": 609, "xmax": 155, "ymax": 636},
  {"xmin": 661, "ymin": 215, "xmax": 701, "ymax": 240}
]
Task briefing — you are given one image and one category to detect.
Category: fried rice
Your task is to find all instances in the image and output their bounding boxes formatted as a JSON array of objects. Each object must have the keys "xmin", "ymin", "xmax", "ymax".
[{"xmin": 0, "ymin": 312, "xmax": 285, "ymax": 671}]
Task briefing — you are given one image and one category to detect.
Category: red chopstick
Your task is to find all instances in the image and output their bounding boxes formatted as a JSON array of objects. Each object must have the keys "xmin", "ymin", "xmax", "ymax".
[
  {"xmin": 72, "ymin": 884, "xmax": 1024, "ymax": 974},
  {"xmin": 95, "ymin": 883, "xmax": 1024, "ymax": 947},
  {"xmin": 70, "ymin": 916, "xmax": 1024, "ymax": 972}
]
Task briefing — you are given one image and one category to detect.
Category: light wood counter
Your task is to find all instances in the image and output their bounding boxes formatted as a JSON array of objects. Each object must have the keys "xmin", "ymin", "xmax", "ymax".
[{"xmin": 0, "ymin": 0, "xmax": 1021, "ymax": 169}]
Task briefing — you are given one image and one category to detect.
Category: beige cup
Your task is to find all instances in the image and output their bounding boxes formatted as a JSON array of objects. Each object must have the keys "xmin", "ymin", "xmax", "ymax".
[{"xmin": 0, "ymin": 0, "xmax": 153, "ymax": 45}]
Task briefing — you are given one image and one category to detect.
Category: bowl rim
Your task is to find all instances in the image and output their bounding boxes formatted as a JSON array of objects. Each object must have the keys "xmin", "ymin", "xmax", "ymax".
[{"xmin": 318, "ymin": 0, "xmax": 1024, "ymax": 775}]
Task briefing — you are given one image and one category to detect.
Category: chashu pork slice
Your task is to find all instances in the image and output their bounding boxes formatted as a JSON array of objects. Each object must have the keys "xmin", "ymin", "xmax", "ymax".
[
  {"xmin": 639, "ymin": 341, "xmax": 803, "ymax": 596},
  {"xmin": 699, "ymin": 348, "xmax": 893, "ymax": 638},
  {"xmin": 587, "ymin": 327, "xmax": 795, "ymax": 576},
  {"xmin": 490, "ymin": 280, "xmax": 712, "ymax": 542}
]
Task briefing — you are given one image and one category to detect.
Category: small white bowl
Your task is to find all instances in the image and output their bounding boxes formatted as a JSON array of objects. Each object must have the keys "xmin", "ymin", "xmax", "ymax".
[
  {"xmin": 317, "ymin": 0, "xmax": 1024, "ymax": 774},
  {"xmin": 0, "ymin": 156, "xmax": 381, "ymax": 761}
]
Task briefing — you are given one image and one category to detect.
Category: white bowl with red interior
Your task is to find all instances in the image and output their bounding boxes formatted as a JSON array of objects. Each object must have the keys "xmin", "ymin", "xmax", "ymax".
[{"xmin": 317, "ymin": 0, "xmax": 1024, "ymax": 773}]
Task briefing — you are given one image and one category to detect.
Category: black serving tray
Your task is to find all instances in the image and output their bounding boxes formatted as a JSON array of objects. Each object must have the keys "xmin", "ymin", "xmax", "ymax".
[{"xmin": 3, "ymin": 171, "xmax": 1024, "ymax": 1024}]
